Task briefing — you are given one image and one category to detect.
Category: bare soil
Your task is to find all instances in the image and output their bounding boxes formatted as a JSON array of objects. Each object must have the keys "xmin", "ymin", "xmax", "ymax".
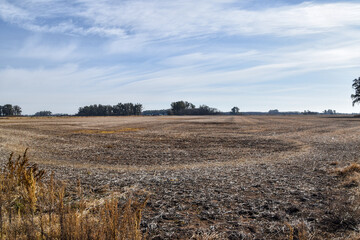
[{"xmin": 1, "ymin": 115, "xmax": 360, "ymax": 239}]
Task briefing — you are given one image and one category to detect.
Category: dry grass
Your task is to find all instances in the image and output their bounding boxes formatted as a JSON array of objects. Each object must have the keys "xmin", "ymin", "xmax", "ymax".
[
  {"xmin": 285, "ymin": 222, "xmax": 312, "ymax": 240},
  {"xmin": 335, "ymin": 163, "xmax": 360, "ymax": 177},
  {"xmin": 328, "ymin": 162, "xmax": 360, "ymax": 238},
  {"xmin": 0, "ymin": 150, "xmax": 148, "ymax": 239},
  {"xmin": 335, "ymin": 163, "xmax": 360, "ymax": 189}
]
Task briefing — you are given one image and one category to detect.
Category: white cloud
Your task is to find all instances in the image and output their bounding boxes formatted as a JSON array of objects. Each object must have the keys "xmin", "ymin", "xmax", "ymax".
[
  {"xmin": 2, "ymin": 0, "xmax": 360, "ymax": 39},
  {"xmin": 3, "ymin": 39, "xmax": 360, "ymax": 98},
  {"xmin": 163, "ymin": 51, "xmax": 259, "ymax": 67}
]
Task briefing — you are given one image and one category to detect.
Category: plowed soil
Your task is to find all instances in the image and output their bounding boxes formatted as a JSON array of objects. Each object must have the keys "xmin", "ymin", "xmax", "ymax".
[{"xmin": 0, "ymin": 115, "xmax": 359, "ymax": 239}]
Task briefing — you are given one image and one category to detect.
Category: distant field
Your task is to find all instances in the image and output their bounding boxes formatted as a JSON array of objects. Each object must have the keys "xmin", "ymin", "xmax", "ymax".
[{"xmin": 1, "ymin": 115, "xmax": 360, "ymax": 239}]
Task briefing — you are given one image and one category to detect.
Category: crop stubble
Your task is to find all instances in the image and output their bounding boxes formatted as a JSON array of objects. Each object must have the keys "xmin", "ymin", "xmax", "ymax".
[{"xmin": 1, "ymin": 115, "xmax": 360, "ymax": 239}]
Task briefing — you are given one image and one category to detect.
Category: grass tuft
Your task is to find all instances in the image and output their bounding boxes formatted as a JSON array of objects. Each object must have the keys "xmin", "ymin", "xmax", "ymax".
[
  {"xmin": 0, "ymin": 149, "xmax": 148, "ymax": 239},
  {"xmin": 335, "ymin": 163, "xmax": 360, "ymax": 177}
]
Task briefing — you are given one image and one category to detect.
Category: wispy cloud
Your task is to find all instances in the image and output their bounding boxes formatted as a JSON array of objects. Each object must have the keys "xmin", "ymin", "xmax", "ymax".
[
  {"xmin": 0, "ymin": 0, "xmax": 32, "ymax": 23},
  {"xmin": 2, "ymin": 0, "xmax": 360, "ymax": 39}
]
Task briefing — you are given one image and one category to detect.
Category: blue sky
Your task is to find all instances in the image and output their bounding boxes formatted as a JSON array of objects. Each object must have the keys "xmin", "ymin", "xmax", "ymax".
[{"xmin": 1, "ymin": 0, "xmax": 360, "ymax": 114}]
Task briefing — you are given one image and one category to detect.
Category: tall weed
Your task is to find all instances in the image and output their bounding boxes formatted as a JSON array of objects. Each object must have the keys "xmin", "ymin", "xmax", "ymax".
[{"xmin": 0, "ymin": 149, "xmax": 148, "ymax": 239}]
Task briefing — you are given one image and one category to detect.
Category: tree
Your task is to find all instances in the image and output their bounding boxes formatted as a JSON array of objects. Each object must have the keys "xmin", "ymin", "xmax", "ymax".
[
  {"xmin": 351, "ymin": 77, "xmax": 360, "ymax": 106},
  {"xmin": 169, "ymin": 101, "xmax": 195, "ymax": 115},
  {"xmin": 35, "ymin": 111, "xmax": 52, "ymax": 116},
  {"xmin": 268, "ymin": 109, "xmax": 279, "ymax": 115},
  {"xmin": 133, "ymin": 104, "xmax": 143, "ymax": 115},
  {"xmin": 13, "ymin": 105, "xmax": 22, "ymax": 116},
  {"xmin": 197, "ymin": 105, "xmax": 219, "ymax": 115},
  {"xmin": 323, "ymin": 109, "xmax": 336, "ymax": 115},
  {"xmin": 303, "ymin": 110, "xmax": 318, "ymax": 115},
  {"xmin": 2, "ymin": 104, "xmax": 14, "ymax": 116},
  {"xmin": 231, "ymin": 107, "xmax": 240, "ymax": 115}
]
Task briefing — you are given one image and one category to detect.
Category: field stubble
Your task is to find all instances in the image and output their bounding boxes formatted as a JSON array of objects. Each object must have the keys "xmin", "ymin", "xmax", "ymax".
[{"xmin": 1, "ymin": 115, "xmax": 360, "ymax": 239}]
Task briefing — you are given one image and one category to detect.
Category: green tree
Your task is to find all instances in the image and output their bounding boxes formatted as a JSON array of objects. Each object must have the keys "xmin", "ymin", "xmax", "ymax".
[{"xmin": 351, "ymin": 77, "xmax": 360, "ymax": 106}]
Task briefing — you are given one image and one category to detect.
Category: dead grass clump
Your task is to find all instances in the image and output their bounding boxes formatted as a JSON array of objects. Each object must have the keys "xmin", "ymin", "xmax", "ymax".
[
  {"xmin": 335, "ymin": 163, "xmax": 360, "ymax": 177},
  {"xmin": 343, "ymin": 172, "xmax": 360, "ymax": 188},
  {"xmin": 334, "ymin": 163, "xmax": 360, "ymax": 190},
  {"xmin": 0, "ymin": 149, "xmax": 148, "ymax": 239},
  {"xmin": 323, "ymin": 162, "xmax": 360, "ymax": 238}
]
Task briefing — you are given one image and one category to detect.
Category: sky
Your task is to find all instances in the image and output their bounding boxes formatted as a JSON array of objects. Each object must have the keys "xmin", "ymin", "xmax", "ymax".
[{"xmin": 1, "ymin": 0, "xmax": 360, "ymax": 114}]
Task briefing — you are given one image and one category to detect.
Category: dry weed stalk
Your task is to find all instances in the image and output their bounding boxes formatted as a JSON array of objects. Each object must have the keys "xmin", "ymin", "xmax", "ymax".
[
  {"xmin": 0, "ymin": 150, "xmax": 148, "ymax": 239},
  {"xmin": 285, "ymin": 222, "xmax": 312, "ymax": 240}
]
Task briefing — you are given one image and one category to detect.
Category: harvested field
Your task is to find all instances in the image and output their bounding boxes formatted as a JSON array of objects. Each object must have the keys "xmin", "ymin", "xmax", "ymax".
[{"xmin": 1, "ymin": 115, "xmax": 360, "ymax": 239}]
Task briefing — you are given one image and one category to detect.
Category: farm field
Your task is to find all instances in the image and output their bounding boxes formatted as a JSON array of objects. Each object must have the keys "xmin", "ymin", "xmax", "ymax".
[{"xmin": 0, "ymin": 115, "xmax": 360, "ymax": 239}]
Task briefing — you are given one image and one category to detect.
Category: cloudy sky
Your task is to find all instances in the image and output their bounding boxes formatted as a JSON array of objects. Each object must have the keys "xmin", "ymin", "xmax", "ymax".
[{"xmin": 1, "ymin": 0, "xmax": 360, "ymax": 114}]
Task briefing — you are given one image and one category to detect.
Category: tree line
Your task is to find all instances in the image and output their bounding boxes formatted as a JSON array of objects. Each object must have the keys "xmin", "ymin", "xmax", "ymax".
[
  {"xmin": 77, "ymin": 103, "xmax": 143, "ymax": 116},
  {"xmin": 4, "ymin": 75, "xmax": 360, "ymax": 117},
  {"xmin": 0, "ymin": 104, "xmax": 22, "ymax": 116},
  {"xmin": 6, "ymin": 92, "xmax": 358, "ymax": 117}
]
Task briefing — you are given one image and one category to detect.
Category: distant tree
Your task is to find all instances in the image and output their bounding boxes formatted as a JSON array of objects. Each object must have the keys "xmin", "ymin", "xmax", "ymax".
[
  {"xmin": 231, "ymin": 107, "xmax": 240, "ymax": 115},
  {"xmin": 13, "ymin": 105, "xmax": 22, "ymax": 116},
  {"xmin": 2, "ymin": 104, "xmax": 14, "ymax": 116},
  {"xmin": 169, "ymin": 101, "xmax": 195, "ymax": 115},
  {"xmin": 133, "ymin": 104, "xmax": 143, "ymax": 115},
  {"xmin": 302, "ymin": 110, "xmax": 318, "ymax": 115},
  {"xmin": 0, "ymin": 105, "xmax": 2, "ymax": 116},
  {"xmin": 323, "ymin": 109, "xmax": 336, "ymax": 115},
  {"xmin": 123, "ymin": 103, "xmax": 134, "ymax": 115},
  {"xmin": 268, "ymin": 109, "xmax": 279, "ymax": 115},
  {"xmin": 351, "ymin": 77, "xmax": 360, "ymax": 106},
  {"xmin": 35, "ymin": 111, "xmax": 52, "ymax": 116},
  {"xmin": 198, "ymin": 105, "xmax": 210, "ymax": 115},
  {"xmin": 197, "ymin": 105, "xmax": 219, "ymax": 115}
]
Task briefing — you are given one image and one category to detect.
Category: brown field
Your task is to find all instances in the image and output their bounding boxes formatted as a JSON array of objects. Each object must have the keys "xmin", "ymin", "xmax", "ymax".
[{"xmin": 1, "ymin": 115, "xmax": 360, "ymax": 239}]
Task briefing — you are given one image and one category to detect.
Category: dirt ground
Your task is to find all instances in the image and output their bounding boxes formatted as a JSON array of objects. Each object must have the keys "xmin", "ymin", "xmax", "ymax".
[{"xmin": 0, "ymin": 115, "xmax": 360, "ymax": 239}]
